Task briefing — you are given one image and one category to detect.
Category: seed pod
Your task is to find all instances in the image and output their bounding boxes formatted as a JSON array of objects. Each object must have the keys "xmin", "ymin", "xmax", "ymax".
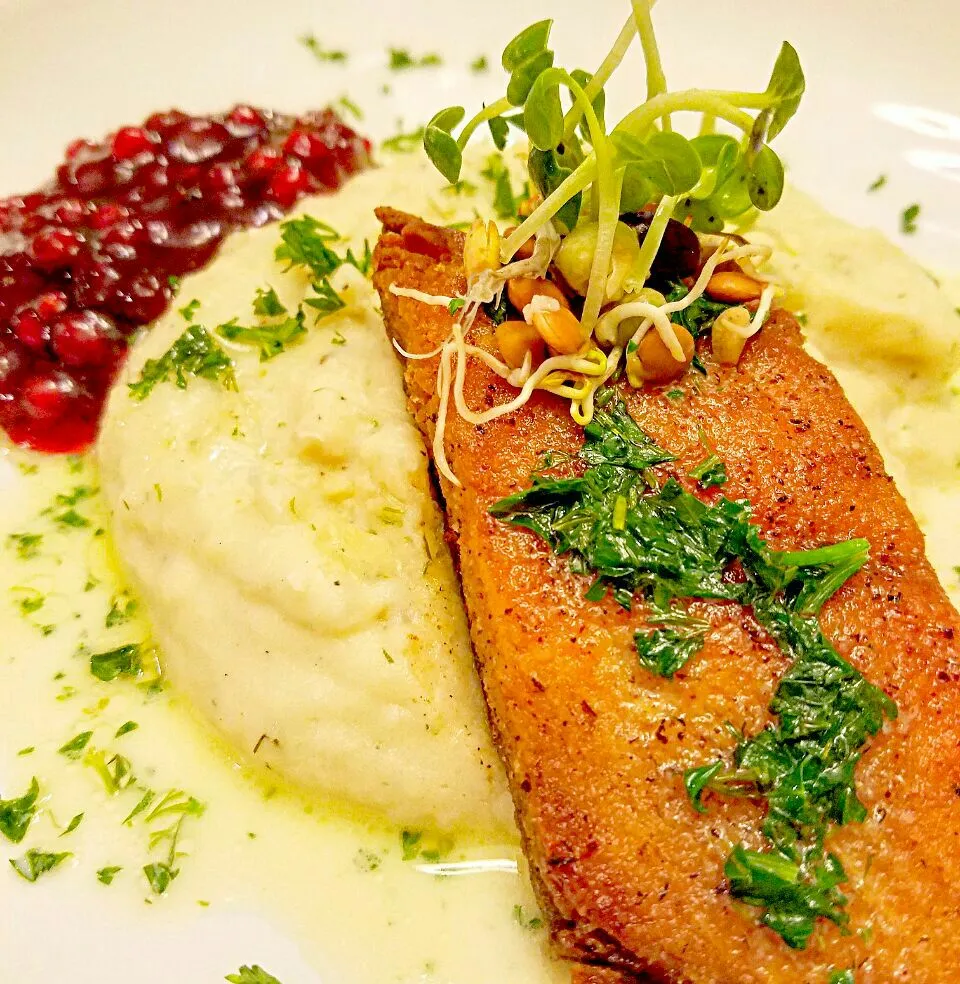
[
  {"xmin": 626, "ymin": 323, "xmax": 694, "ymax": 385},
  {"xmin": 711, "ymin": 305, "xmax": 754, "ymax": 365},
  {"xmin": 496, "ymin": 320, "xmax": 546, "ymax": 370}
]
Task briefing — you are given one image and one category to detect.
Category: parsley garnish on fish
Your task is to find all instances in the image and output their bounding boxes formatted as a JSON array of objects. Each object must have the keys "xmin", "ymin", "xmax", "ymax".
[
  {"xmin": 490, "ymin": 396, "xmax": 894, "ymax": 949},
  {"xmin": 226, "ymin": 966, "xmax": 283, "ymax": 984},
  {"xmin": 0, "ymin": 777, "xmax": 40, "ymax": 843},
  {"xmin": 10, "ymin": 849, "xmax": 71, "ymax": 882},
  {"xmin": 688, "ymin": 454, "xmax": 727, "ymax": 488}
]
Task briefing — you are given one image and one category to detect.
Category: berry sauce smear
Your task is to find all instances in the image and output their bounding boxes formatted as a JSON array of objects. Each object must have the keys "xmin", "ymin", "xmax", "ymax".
[{"xmin": 0, "ymin": 106, "xmax": 372, "ymax": 453}]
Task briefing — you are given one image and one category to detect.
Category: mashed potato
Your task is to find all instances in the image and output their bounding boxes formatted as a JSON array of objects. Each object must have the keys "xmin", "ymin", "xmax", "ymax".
[{"xmin": 98, "ymin": 154, "xmax": 523, "ymax": 832}]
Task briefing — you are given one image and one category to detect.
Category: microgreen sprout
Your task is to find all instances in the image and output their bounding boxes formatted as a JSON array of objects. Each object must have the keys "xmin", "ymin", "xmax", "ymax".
[{"xmin": 422, "ymin": 5, "xmax": 803, "ymax": 337}]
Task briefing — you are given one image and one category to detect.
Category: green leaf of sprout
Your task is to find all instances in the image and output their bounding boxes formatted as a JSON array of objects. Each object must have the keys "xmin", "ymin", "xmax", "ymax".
[
  {"xmin": 524, "ymin": 67, "xmax": 566, "ymax": 151},
  {"xmin": 764, "ymin": 41, "xmax": 806, "ymax": 142},
  {"xmin": 748, "ymin": 145, "xmax": 785, "ymax": 210},
  {"xmin": 507, "ymin": 49, "xmax": 555, "ymax": 107},
  {"xmin": 427, "ymin": 106, "xmax": 465, "ymax": 134},
  {"xmin": 528, "ymin": 148, "xmax": 580, "ymax": 233},
  {"xmin": 488, "ymin": 115, "xmax": 509, "ymax": 151},
  {"xmin": 612, "ymin": 130, "xmax": 702, "ymax": 197},
  {"xmin": 422, "ymin": 125, "xmax": 463, "ymax": 184},
  {"xmin": 501, "ymin": 19, "xmax": 553, "ymax": 71}
]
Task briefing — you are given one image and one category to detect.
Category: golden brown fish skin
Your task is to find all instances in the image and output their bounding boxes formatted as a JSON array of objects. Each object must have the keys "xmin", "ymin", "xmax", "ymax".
[{"xmin": 373, "ymin": 209, "xmax": 960, "ymax": 984}]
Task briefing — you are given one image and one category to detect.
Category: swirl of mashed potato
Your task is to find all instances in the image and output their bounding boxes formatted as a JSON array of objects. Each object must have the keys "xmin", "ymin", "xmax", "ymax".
[{"xmin": 98, "ymin": 155, "xmax": 522, "ymax": 832}]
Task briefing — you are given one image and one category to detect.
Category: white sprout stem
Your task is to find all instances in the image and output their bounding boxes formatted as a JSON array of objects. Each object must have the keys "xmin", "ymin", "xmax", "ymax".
[
  {"xmin": 616, "ymin": 90, "xmax": 755, "ymax": 141},
  {"xmin": 630, "ymin": 194, "xmax": 677, "ymax": 292},
  {"xmin": 502, "ymin": 157, "xmax": 597, "ymax": 261},
  {"xmin": 632, "ymin": 1, "xmax": 670, "ymax": 129},
  {"xmin": 389, "ymin": 284, "xmax": 457, "ymax": 307},
  {"xmin": 457, "ymin": 97, "xmax": 514, "ymax": 147},
  {"xmin": 433, "ymin": 342, "xmax": 459, "ymax": 487},
  {"xmin": 562, "ymin": 12, "xmax": 638, "ymax": 142},
  {"xmin": 392, "ymin": 337, "xmax": 445, "ymax": 360},
  {"xmin": 750, "ymin": 284, "xmax": 777, "ymax": 334},
  {"xmin": 581, "ymin": 167, "xmax": 623, "ymax": 335}
]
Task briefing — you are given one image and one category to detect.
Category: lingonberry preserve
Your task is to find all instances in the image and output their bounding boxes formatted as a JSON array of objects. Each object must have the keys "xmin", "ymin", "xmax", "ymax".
[{"xmin": 0, "ymin": 106, "xmax": 371, "ymax": 453}]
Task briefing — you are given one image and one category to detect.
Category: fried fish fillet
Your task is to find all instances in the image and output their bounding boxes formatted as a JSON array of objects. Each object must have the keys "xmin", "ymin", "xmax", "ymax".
[{"xmin": 372, "ymin": 207, "xmax": 960, "ymax": 984}]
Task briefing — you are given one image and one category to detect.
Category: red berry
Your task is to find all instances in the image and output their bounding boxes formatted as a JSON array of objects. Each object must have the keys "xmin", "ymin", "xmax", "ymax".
[
  {"xmin": 244, "ymin": 146, "xmax": 282, "ymax": 178},
  {"xmin": 34, "ymin": 291, "xmax": 69, "ymax": 322},
  {"xmin": 53, "ymin": 198, "xmax": 85, "ymax": 227},
  {"xmin": 266, "ymin": 163, "xmax": 312, "ymax": 207},
  {"xmin": 86, "ymin": 201, "xmax": 128, "ymax": 230},
  {"xmin": 112, "ymin": 126, "xmax": 156, "ymax": 160},
  {"xmin": 20, "ymin": 371, "xmax": 80, "ymax": 421},
  {"xmin": 51, "ymin": 310, "xmax": 117, "ymax": 367},
  {"xmin": 10, "ymin": 310, "xmax": 49, "ymax": 351},
  {"xmin": 29, "ymin": 227, "xmax": 84, "ymax": 269}
]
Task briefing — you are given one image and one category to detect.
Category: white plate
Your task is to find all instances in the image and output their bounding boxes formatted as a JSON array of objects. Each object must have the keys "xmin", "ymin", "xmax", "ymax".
[{"xmin": 0, "ymin": 2, "xmax": 958, "ymax": 982}]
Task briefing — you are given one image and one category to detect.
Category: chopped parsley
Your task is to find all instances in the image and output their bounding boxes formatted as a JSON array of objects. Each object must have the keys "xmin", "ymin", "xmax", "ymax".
[
  {"xmin": 490, "ymin": 395, "xmax": 894, "ymax": 949},
  {"xmin": 219, "ymin": 308, "xmax": 307, "ymax": 362},
  {"xmin": 7, "ymin": 532, "xmax": 42, "ymax": 560},
  {"xmin": 512, "ymin": 904, "xmax": 544, "ymax": 931},
  {"xmin": 305, "ymin": 279, "xmax": 346, "ymax": 320},
  {"xmin": 97, "ymin": 865, "xmax": 122, "ymax": 885},
  {"xmin": 381, "ymin": 125, "xmax": 425, "ymax": 154},
  {"xmin": 89, "ymin": 643, "xmax": 143, "ymax": 682},
  {"xmin": 448, "ymin": 298, "xmax": 465, "ymax": 315},
  {"xmin": 226, "ymin": 966, "xmax": 283, "ymax": 984},
  {"xmin": 867, "ymin": 174, "xmax": 887, "ymax": 192},
  {"xmin": 0, "ymin": 777, "xmax": 39, "ymax": 843},
  {"xmin": 688, "ymin": 454, "xmax": 727, "ymax": 488},
  {"xmin": 388, "ymin": 48, "xmax": 442, "ymax": 70},
  {"xmin": 337, "ymin": 94, "xmax": 363, "ymax": 120},
  {"xmin": 128, "ymin": 322, "xmax": 236, "ymax": 402},
  {"xmin": 299, "ymin": 34, "xmax": 347, "ymax": 63},
  {"xmin": 481, "ymin": 153, "xmax": 521, "ymax": 220},
  {"xmin": 399, "ymin": 828, "xmax": 449, "ymax": 863},
  {"xmin": 58, "ymin": 731, "xmax": 94, "ymax": 759},
  {"xmin": 61, "ymin": 813, "xmax": 84, "ymax": 836},
  {"xmin": 105, "ymin": 592, "xmax": 138, "ymax": 627},
  {"xmin": 470, "ymin": 55, "xmax": 490, "ymax": 73},
  {"xmin": 10, "ymin": 848, "xmax": 71, "ymax": 882},
  {"xmin": 901, "ymin": 203, "xmax": 921, "ymax": 234},
  {"xmin": 14, "ymin": 588, "xmax": 45, "ymax": 616},
  {"xmin": 115, "ymin": 721, "xmax": 139, "ymax": 739}
]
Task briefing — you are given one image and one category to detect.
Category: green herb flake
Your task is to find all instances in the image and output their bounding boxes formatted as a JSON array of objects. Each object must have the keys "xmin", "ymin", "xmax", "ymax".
[
  {"xmin": 105, "ymin": 592, "xmax": 138, "ymax": 628},
  {"xmin": 338, "ymin": 94, "xmax": 364, "ymax": 120},
  {"xmin": 129, "ymin": 324, "xmax": 236, "ymax": 401},
  {"xmin": 867, "ymin": 174, "xmax": 887, "ymax": 192},
  {"xmin": 490, "ymin": 397, "xmax": 891, "ymax": 949},
  {"xmin": 61, "ymin": 812, "xmax": 84, "ymax": 836},
  {"xmin": 354, "ymin": 849, "xmax": 383, "ymax": 872},
  {"xmin": 470, "ymin": 55, "xmax": 489, "ymax": 73},
  {"xmin": 400, "ymin": 828, "xmax": 422, "ymax": 861},
  {"xmin": 96, "ymin": 865, "xmax": 122, "ymax": 885},
  {"xmin": 55, "ymin": 509, "xmax": 90, "ymax": 529},
  {"xmin": 17, "ymin": 747, "xmax": 35, "ymax": 757},
  {"xmin": 388, "ymin": 48, "xmax": 442, "ymax": 70},
  {"xmin": 218, "ymin": 309, "xmax": 308, "ymax": 362},
  {"xmin": 143, "ymin": 860, "xmax": 178, "ymax": 895},
  {"xmin": 58, "ymin": 731, "xmax": 94, "ymax": 759},
  {"xmin": 305, "ymin": 279, "xmax": 346, "ymax": 321},
  {"xmin": 274, "ymin": 216, "xmax": 341, "ymax": 278},
  {"xmin": 448, "ymin": 298, "xmax": 465, "ymax": 315},
  {"xmin": 828, "ymin": 971, "xmax": 855, "ymax": 984},
  {"xmin": 116, "ymin": 718, "xmax": 141, "ymax": 738},
  {"xmin": 381, "ymin": 125, "xmax": 425, "ymax": 154},
  {"xmin": 0, "ymin": 778, "xmax": 40, "ymax": 843},
  {"xmin": 688, "ymin": 454, "xmax": 727, "ymax": 488},
  {"xmin": 7, "ymin": 532, "xmax": 42, "ymax": 560},
  {"xmin": 85, "ymin": 751, "xmax": 135, "ymax": 795},
  {"xmin": 10, "ymin": 848, "xmax": 71, "ymax": 882},
  {"xmin": 15, "ymin": 588, "xmax": 45, "ymax": 616},
  {"xmin": 901, "ymin": 203, "xmax": 921, "ymax": 234},
  {"xmin": 90, "ymin": 643, "xmax": 143, "ymax": 682},
  {"xmin": 512, "ymin": 903, "xmax": 545, "ymax": 931},
  {"xmin": 481, "ymin": 153, "xmax": 520, "ymax": 219},
  {"xmin": 299, "ymin": 33, "xmax": 347, "ymax": 63},
  {"xmin": 225, "ymin": 966, "xmax": 283, "ymax": 984}
]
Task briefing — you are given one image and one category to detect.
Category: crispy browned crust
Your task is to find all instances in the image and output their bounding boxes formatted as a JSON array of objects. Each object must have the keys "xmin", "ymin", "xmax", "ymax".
[{"xmin": 373, "ymin": 208, "xmax": 960, "ymax": 984}]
